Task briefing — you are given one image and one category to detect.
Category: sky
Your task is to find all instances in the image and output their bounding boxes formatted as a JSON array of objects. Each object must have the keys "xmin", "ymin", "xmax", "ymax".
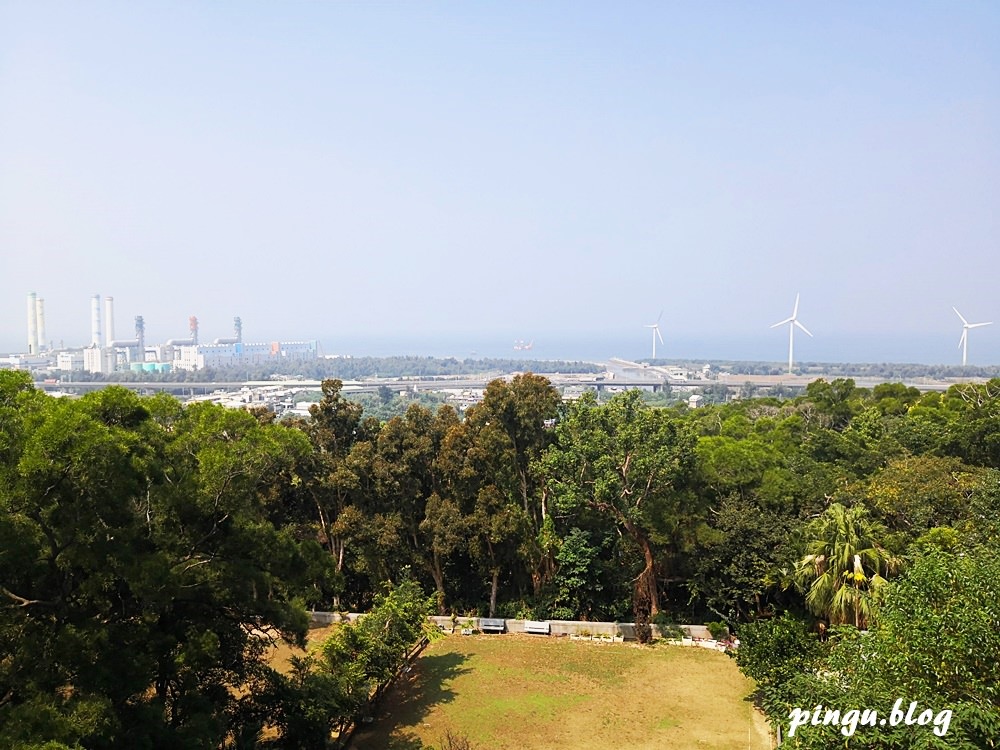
[{"xmin": 1, "ymin": 1, "xmax": 998, "ymax": 364}]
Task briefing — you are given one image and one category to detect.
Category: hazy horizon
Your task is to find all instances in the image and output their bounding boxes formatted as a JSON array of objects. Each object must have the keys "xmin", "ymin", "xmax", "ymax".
[
  {"xmin": 2, "ymin": 3, "xmax": 998, "ymax": 364},
  {"xmin": 279, "ymin": 330, "xmax": 1000, "ymax": 368}
]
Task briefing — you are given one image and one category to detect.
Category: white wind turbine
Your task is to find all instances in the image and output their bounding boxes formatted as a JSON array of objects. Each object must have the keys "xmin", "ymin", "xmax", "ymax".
[
  {"xmin": 953, "ymin": 307, "xmax": 992, "ymax": 366},
  {"xmin": 645, "ymin": 312, "xmax": 665, "ymax": 360},
  {"xmin": 771, "ymin": 293, "xmax": 812, "ymax": 374}
]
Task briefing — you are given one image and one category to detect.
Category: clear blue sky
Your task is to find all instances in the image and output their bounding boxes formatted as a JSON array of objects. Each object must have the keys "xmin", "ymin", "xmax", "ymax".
[{"xmin": 2, "ymin": 2, "xmax": 998, "ymax": 363}]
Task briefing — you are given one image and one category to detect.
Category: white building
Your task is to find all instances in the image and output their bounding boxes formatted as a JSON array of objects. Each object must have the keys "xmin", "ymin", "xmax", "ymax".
[
  {"xmin": 56, "ymin": 351, "xmax": 85, "ymax": 372},
  {"xmin": 171, "ymin": 340, "xmax": 319, "ymax": 371},
  {"xmin": 83, "ymin": 346, "xmax": 116, "ymax": 374}
]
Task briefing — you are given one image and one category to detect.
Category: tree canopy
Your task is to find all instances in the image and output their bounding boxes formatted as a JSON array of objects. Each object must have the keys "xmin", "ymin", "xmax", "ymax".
[{"xmin": 5, "ymin": 370, "xmax": 1000, "ymax": 746}]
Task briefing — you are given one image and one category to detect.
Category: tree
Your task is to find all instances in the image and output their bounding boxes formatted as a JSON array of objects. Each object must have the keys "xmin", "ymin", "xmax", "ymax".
[
  {"xmin": 733, "ymin": 613, "xmax": 826, "ymax": 723},
  {"xmin": 298, "ymin": 380, "xmax": 380, "ymax": 604},
  {"xmin": 688, "ymin": 495, "xmax": 795, "ymax": 621},
  {"xmin": 792, "ymin": 502, "xmax": 898, "ymax": 628},
  {"xmin": 0, "ymin": 381, "xmax": 330, "ymax": 748},
  {"xmin": 541, "ymin": 391, "xmax": 697, "ymax": 638},
  {"xmin": 368, "ymin": 404, "xmax": 464, "ymax": 612},
  {"xmin": 463, "ymin": 374, "xmax": 562, "ymax": 597},
  {"xmin": 865, "ymin": 455, "xmax": 986, "ymax": 537},
  {"xmin": 274, "ymin": 579, "xmax": 434, "ymax": 747},
  {"xmin": 746, "ymin": 548, "xmax": 1000, "ymax": 748},
  {"xmin": 801, "ymin": 378, "xmax": 861, "ymax": 430}
]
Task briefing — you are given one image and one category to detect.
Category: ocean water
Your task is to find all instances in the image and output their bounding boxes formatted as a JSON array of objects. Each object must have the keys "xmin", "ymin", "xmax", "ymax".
[{"xmin": 319, "ymin": 332, "xmax": 1000, "ymax": 368}]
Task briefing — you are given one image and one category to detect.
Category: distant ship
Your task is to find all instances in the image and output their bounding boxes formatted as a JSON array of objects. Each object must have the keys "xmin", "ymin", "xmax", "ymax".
[{"xmin": 513, "ymin": 340, "xmax": 534, "ymax": 351}]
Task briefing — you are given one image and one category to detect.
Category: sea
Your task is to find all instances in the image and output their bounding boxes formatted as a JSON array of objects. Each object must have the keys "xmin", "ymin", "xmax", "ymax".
[{"xmin": 319, "ymin": 332, "xmax": 1000, "ymax": 368}]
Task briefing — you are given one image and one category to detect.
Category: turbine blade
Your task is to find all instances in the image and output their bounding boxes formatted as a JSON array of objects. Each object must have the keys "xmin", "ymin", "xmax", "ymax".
[
  {"xmin": 959, "ymin": 330, "xmax": 967, "ymax": 348},
  {"xmin": 795, "ymin": 320, "xmax": 813, "ymax": 337},
  {"xmin": 953, "ymin": 307, "xmax": 969, "ymax": 326},
  {"xmin": 968, "ymin": 321, "xmax": 993, "ymax": 329},
  {"xmin": 656, "ymin": 310, "xmax": 663, "ymax": 324},
  {"xmin": 792, "ymin": 293, "xmax": 800, "ymax": 318},
  {"xmin": 771, "ymin": 317, "xmax": 794, "ymax": 328},
  {"xmin": 656, "ymin": 327, "xmax": 664, "ymax": 345}
]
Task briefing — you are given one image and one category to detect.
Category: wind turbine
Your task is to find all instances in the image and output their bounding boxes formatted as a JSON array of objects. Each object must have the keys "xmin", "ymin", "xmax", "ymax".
[
  {"xmin": 645, "ymin": 312, "xmax": 665, "ymax": 360},
  {"xmin": 771, "ymin": 293, "xmax": 812, "ymax": 374},
  {"xmin": 953, "ymin": 307, "xmax": 992, "ymax": 366}
]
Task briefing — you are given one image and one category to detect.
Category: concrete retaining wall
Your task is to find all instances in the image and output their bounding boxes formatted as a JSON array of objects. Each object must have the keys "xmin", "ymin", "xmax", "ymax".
[{"xmin": 319, "ymin": 612, "xmax": 716, "ymax": 642}]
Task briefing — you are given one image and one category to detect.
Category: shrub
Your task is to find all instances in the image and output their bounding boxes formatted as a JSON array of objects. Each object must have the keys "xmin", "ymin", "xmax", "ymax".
[
  {"xmin": 706, "ymin": 621, "xmax": 730, "ymax": 641},
  {"xmin": 652, "ymin": 611, "xmax": 684, "ymax": 640}
]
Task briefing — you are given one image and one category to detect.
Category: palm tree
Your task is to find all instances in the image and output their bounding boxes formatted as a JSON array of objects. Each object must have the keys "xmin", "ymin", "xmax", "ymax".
[{"xmin": 793, "ymin": 502, "xmax": 899, "ymax": 628}]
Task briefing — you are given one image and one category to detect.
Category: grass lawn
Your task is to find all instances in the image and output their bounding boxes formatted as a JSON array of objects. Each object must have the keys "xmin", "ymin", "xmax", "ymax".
[
  {"xmin": 267, "ymin": 623, "xmax": 338, "ymax": 674},
  {"xmin": 351, "ymin": 634, "xmax": 771, "ymax": 750}
]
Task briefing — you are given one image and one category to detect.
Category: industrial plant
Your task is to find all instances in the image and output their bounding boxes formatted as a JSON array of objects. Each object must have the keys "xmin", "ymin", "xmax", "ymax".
[{"xmin": 7, "ymin": 293, "xmax": 318, "ymax": 375}]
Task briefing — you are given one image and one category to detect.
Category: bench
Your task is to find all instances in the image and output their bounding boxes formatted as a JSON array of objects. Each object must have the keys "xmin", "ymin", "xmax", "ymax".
[
  {"xmin": 523, "ymin": 620, "xmax": 551, "ymax": 635},
  {"xmin": 479, "ymin": 618, "xmax": 506, "ymax": 633}
]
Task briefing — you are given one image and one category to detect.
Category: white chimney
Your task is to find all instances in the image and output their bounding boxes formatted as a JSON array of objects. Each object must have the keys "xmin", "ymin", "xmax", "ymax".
[
  {"xmin": 35, "ymin": 298, "xmax": 46, "ymax": 352},
  {"xmin": 26, "ymin": 292, "xmax": 38, "ymax": 354},
  {"xmin": 91, "ymin": 294, "xmax": 102, "ymax": 347},
  {"xmin": 104, "ymin": 296, "xmax": 115, "ymax": 346}
]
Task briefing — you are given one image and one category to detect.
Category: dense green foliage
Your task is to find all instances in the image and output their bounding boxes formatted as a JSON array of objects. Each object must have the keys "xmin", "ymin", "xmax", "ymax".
[
  {"xmin": 5, "ymin": 369, "xmax": 1000, "ymax": 746},
  {"xmin": 0, "ymin": 372, "xmax": 427, "ymax": 749},
  {"xmin": 267, "ymin": 579, "xmax": 434, "ymax": 748}
]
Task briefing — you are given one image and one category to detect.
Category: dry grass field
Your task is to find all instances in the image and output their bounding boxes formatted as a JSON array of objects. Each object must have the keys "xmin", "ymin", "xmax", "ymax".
[
  {"xmin": 267, "ymin": 623, "xmax": 338, "ymax": 673},
  {"xmin": 350, "ymin": 634, "xmax": 772, "ymax": 750}
]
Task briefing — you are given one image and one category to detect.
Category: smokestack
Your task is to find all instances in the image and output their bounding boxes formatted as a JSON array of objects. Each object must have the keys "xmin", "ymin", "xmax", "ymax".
[
  {"xmin": 104, "ymin": 297, "xmax": 115, "ymax": 346},
  {"xmin": 234, "ymin": 316, "xmax": 242, "ymax": 343},
  {"xmin": 35, "ymin": 298, "xmax": 46, "ymax": 353},
  {"xmin": 91, "ymin": 295, "xmax": 102, "ymax": 347},
  {"xmin": 26, "ymin": 292, "xmax": 38, "ymax": 354},
  {"xmin": 189, "ymin": 316, "xmax": 199, "ymax": 345},
  {"xmin": 135, "ymin": 316, "xmax": 145, "ymax": 357}
]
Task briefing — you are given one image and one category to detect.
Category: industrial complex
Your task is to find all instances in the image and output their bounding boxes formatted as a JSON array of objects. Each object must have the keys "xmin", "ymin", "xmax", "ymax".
[{"xmin": 8, "ymin": 292, "xmax": 318, "ymax": 375}]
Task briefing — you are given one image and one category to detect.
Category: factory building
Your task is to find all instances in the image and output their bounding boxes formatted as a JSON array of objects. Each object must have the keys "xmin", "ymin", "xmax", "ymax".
[
  {"xmin": 56, "ymin": 351, "xmax": 84, "ymax": 371},
  {"xmin": 171, "ymin": 340, "xmax": 319, "ymax": 371},
  {"xmin": 84, "ymin": 346, "xmax": 117, "ymax": 375},
  {"xmin": 17, "ymin": 292, "xmax": 319, "ymax": 375}
]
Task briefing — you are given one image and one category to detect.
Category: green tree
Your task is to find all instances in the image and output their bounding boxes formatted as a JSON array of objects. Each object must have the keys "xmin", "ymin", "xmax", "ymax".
[
  {"xmin": 688, "ymin": 495, "xmax": 795, "ymax": 621},
  {"xmin": 793, "ymin": 502, "xmax": 898, "ymax": 628},
  {"xmin": 275, "ymin": 579, "xmax": 434, "ymax": 747},
  {"xmin": 368, "ymin": 404, "xmax": 464, "ymax": 612},
  {"xmin": 299, "ymin": 379, "xmax": 379, "ymax": 604},
  {"xmin": 733, "ymin": 613, "xmax": 826, "ymax": 723},
  {"xmin": 865, "ymin": 455, "xmax": 986, "ymax": 537},
  {"xmin": 752, "ymin": 548, "xmax": 1000, "ymax": 748},
  {"xmin": 463, "ymin": 374, "xmax": 562, "ymax": 597},
  {"xmin": 541, "ymin": 391, "xmax": 697, "ymax": 638},
  {"xmin": 0, "ymin": 380, "xmax": 329, "ymax": 749}
]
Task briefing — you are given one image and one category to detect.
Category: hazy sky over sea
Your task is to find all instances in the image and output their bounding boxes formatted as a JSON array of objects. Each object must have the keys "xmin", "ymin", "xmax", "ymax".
[{"xmin": 1, "ymin": 2, "xmax": 998, "ymax": 364}]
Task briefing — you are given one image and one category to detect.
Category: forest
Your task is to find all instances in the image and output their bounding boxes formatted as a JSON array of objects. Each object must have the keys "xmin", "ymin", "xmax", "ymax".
[{"xmin": 3, "ymin": 369, "xmax": 999, "ymax": 748}]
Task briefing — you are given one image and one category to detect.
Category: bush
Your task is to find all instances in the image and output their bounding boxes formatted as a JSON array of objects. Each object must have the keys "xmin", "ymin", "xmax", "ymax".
[
  {"xmin": 706, "ymin": 621, "xmax": 730, "ymax": 641},
  {"xmin": 549, "ymin": 606, "xmax": 576, "ymax": 621},
  {"xmin": 652, "ymin": 611, "xmax": 684, "ymax": 640}
]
